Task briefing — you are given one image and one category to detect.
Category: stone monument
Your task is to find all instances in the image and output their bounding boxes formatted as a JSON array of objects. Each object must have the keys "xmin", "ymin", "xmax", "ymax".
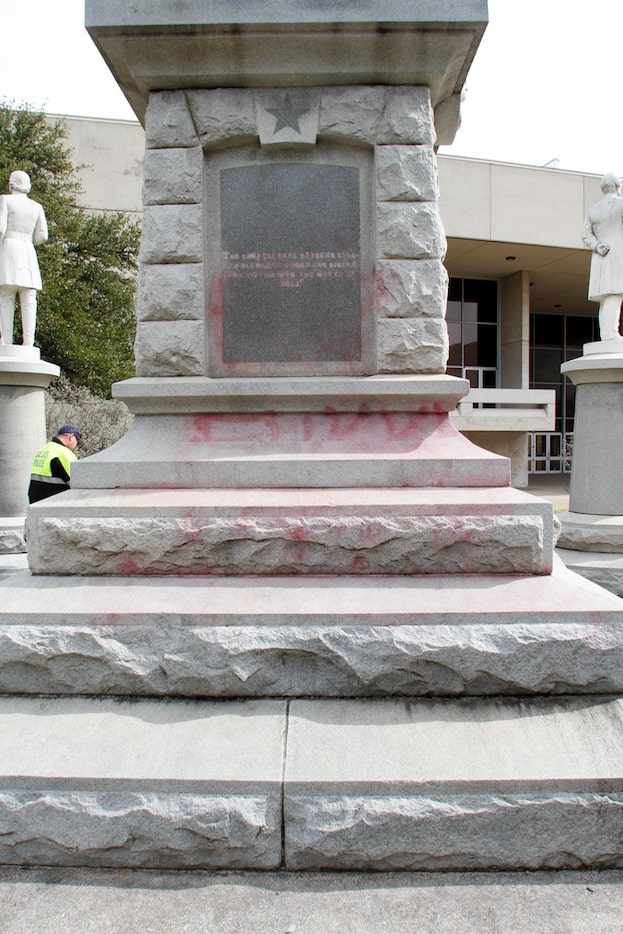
[
  {"xmin": 0, "ymin": 170, "xmax": 58, "ymax": 553},
  {"xmin": 557, "ymin": 174, "xmax": 623, "ymax": 594},
  {"xmin": 0, "ymin": 2, "xmax": 622, "ymax": 872}
]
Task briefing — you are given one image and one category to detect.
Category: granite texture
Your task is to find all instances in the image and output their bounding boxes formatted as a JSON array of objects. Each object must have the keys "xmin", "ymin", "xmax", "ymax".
[
  {"xmin": 376, "ymin": 145, "xmax": 438, "ymax": 202},
  {"xmin": 377, "ymin": 203, "xmax": 446, "ymax": 260},
  {"xmin": 284, "ymin": 696, "xmax": 623, "ymax": 870},
  {"xmin": 558, "ymin": 512, "xmax": 623, "ymax": 553},
  {"xmin": 0, "ymin": 563, "xmax": 622, "ymax": 698},
  {"xmin": 0, "ymin": 790, "xmax": 280, "ymax": 869},
  {"xmin": 142, "ymin": 147, "xmax": 203, "ymax": 205},
  {"xmin": 139, "ymin": 204, "xmax": 203, "ymax": 265},
  {"xmin": 145, "ymin": 91, "xmax": 197, "ymax": 149},
  {"xmin": 376, "ymin": 260, "xmax": 448, "ymax": 318},
  {"xmin": 26, "ymin": 513, "xmax": 549, "ymax": 577},
  {"xmin": 134, "ymin": 321, "xmax": 205, "ymax": 376},
  {"xmin": 0, "ymin": 692, "xmax": 621, "ymax": 871},
  {"xmin": 136, "ymin": 263, "xmax": 204, "ymax": 322},
  {"xmin": 0, "ymin": 525, "xmax": 26, "ymax": 555},
  {"xmin": 377, "ymin": 318, "xmax": 449, "ymax": 372},
  {"xmin": 0, "ymin": 696, "xmax": 284, "ymax": 869},
  {"xmin": 284, "ymin": 791, "xmax": 623, "ymax": 871}
]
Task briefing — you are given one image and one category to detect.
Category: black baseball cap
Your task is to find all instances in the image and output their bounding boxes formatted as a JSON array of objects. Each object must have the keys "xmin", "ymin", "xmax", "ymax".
[{"xmin": 57, "ymin": 425, "xmax": 81, "ymax": 440}]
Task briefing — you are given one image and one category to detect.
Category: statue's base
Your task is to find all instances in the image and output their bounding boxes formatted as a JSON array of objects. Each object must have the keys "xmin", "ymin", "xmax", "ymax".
[
  {"xmin": 0, "ymin": 345, "xmax": 40, "ymax": 361},
  {"xmin": 584, "ymin": 339, "xmax": 623, "ymax": 356},
  {"xmin": 557, "ymin": 510, "xmax": 623, "ymax": 596},
  {"xmin": 0, "ymin": 353, "xmax": 59, "ymax": 519}
]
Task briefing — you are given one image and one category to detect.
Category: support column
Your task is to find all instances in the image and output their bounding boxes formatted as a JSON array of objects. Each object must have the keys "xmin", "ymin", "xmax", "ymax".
[
  {"xmin": 500, "ymin": 269, "xmax": 530, "ymax": 389},
  {"xmin": 558, "ymin": 343, "xmax": 623, "ymax": 595},
  {"xmin": 0, "ymin": 348, "xmax": 59, "ymax": 553}
]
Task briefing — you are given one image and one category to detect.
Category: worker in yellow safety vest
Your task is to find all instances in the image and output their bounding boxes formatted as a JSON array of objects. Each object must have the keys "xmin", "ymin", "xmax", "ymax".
[{"xmin": 28, "ymin": 425, "xmax": 81, "ymax": 504}]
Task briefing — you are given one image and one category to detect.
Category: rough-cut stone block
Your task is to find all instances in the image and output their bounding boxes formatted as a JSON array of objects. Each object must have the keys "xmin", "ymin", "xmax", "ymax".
[
  {"xmin": 1, "ymin": 560, "xmax": 623, "ymax": 698},
  {"xmin": 284, "ymin": 696, "xmax": 623, "ymax": 870},
  {"xmin": 140, "ymin": 204, "xmax": 203, "ymax": 264},
  {"xmin": 135, "ymin": 321, "xmax": 204, "ymax": 377},
  {"xmin": 23, "ymin": 488, "xmax": 553, "ymax": 578},
  {"xmin": 186, "ymin": 89, "xmax": 257, "ymax": 149},
  {"xmin": 377, "ymin": 318, "xmax": 448, "ymax": 373},
  {"xmin": 136, "ymin": 264, "xmax": 204, "ymax": 322},
  {"xmin": 24, "ymin": 487, "xmax": 555, "ymax": 577},
  {"xmin": 145, "ymin": 91, "xmax": 198, "ymax": 149},
  {"xmin": 376, "ymin": 145, "xmax": 438, "ymax": 202},
  {"xmin": 557, "ymin": 547, "xmax": 623, "ymax": 598},
  {"xmin": 0, "ymin": 521, "xmax": 25, "ymax": 555},
  {"xmin": 378, "ymin": 87, "xmax": 434, "ymax": 144},
  {"xmin": 0, "ymin": 696, "xmax": 284, "ymax": 869},
  {"xmin": 377, "ymin": 203, "xmax": 446, "ymax": 260},
  {"xmin": 318, "ymin": 87, "xmax": 385, "ymax": 144},
  {"xmin": 143, "ymin": 147, "xmax": 203, "ymax": 205},
  {"xmin": 376, "ymin": 259, "xmax": 448, "ymax": 319},
  {"xmin": 25, "ymin": 514, "xmax": 548, "ymax": 577}
]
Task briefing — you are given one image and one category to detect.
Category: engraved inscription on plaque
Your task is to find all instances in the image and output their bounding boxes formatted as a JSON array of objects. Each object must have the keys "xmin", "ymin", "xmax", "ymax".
[{"xmin": 220, "ymin": 163, "xmax": 361, "ymax": 364}]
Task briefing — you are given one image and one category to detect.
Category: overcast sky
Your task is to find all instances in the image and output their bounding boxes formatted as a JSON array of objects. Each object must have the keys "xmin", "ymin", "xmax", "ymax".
[{"xmin": 1, "ymin": 0, "xmax": 621, "ymax": 176}]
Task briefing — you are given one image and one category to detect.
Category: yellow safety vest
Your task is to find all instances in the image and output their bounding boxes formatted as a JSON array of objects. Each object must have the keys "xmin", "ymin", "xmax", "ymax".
[{"xmin": 30, "ymin": 439, "xmax": 77, "ymax": 480}]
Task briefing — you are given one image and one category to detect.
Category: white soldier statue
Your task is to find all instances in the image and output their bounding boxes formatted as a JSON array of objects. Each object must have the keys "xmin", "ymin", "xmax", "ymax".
[
  {"xmin": 582, "ymin": 172, "xmax": 623, "ymax": 342},
  {"xmin": 0, "ymin": 170, "xmax": 48, "ymax": 347}
]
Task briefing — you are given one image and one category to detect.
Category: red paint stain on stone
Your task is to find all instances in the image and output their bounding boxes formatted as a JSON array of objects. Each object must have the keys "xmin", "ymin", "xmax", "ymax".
[{"xmin": 208, "ymin": 271, "xmax": 223, "ymax": 355}]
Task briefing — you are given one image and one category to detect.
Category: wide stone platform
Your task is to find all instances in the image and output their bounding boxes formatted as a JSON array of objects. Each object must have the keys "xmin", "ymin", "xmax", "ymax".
[{"xmin": 0, "ymin": 559, "xmax": 621, "ymax": 698}]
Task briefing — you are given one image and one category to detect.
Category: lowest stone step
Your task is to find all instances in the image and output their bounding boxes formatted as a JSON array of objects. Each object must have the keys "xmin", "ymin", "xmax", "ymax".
[{"xmin": 0, "ymin": 695, "xmax": 621, "ymax": 871}]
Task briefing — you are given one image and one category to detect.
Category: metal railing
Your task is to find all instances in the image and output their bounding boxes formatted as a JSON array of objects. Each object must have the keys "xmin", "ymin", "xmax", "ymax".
[{"xmin": 528, "ymin": 432, "xmax": 573, "ymax": 474}]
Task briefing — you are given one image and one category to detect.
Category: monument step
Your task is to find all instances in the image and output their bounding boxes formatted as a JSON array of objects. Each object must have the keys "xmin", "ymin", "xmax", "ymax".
[
  {"xmin": 0, "ymin": 560, "xmax": 622, "ymax": 698},
  {"xmin": 71, "ymin": 406, "xmax": 509, "ymax": 491},
  {"xmin": 26, "ymin": 486, "xmax": 555, "ymax": 576},
  {"xmin": 0, "ymin": 694, "xmax": 621, "ymax": 871}
]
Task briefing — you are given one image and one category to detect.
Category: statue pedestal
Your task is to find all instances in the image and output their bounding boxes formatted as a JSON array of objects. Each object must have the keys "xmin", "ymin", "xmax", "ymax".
[
  {"xmin": 0, "ymin": 351, "xmax": 59, "ymax": 552},
  {"xmin": 558, "ymin": 344, "xmax": 623, "ymax": 594}
]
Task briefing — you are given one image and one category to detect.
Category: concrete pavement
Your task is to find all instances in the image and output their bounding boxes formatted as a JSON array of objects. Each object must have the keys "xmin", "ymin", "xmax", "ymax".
[{"xmin": 0, "ymin": 868, "xmax": 622, "ymax": 933}]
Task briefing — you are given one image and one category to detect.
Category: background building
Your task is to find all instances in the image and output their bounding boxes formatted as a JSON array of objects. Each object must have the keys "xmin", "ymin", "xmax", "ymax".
[{"xmin": 56, "ymin": 115, "xmax": 601, "ymax": 482}]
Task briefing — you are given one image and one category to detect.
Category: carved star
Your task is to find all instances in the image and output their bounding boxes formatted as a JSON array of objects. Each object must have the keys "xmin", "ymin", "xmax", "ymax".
[{"xmin": 266, "ymin": 94, "xmax": 309, "ymax": 135}]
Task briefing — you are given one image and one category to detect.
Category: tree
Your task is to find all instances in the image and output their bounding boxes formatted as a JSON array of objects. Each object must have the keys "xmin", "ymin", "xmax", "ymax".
[{"xmin": 0, "ymin": 100, "xmax": 140, "ymax": 396}]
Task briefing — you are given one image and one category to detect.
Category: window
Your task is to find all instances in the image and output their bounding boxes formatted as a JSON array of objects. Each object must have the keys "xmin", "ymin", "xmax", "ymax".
[
  {"xmin": 529, "ymin": 312, "xmax": 598, "ymax": 472},
  {"xmin": 530, "ymin": 313, "xmax": 598, "ymax": 436},
  {"xmin": 447, "ymin": 278, "xmax": 498, "ymax": 388}
]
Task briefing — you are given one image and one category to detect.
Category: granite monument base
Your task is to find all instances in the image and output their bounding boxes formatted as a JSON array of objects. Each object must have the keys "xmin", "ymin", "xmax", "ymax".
[{"xmin": 8, "ymin": 369, "xmax": 623, "ymax": 868}]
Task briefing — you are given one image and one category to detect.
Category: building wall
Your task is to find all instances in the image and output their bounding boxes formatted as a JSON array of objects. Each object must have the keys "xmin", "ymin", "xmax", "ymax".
[
  {"xmin": 438, "ymin": 155, "xmax": 602, "ymax": 249},
  {"xmin": 50, "ymin": 115, "xmax": 144, "ymax": 216},
  {"xmin": 55, "ymin": 114, "xmax": 603, "ymax": 248}
]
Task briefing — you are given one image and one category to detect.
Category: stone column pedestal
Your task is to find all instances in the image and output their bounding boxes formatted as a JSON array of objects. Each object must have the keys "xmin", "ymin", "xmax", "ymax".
[
  {"xmin": 0, "ymin": 348, "xmax": 60, "ymax": 553},
  {"xmin": 558, "ymin": 343, "xmax": 623, "ymax": 594}
]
